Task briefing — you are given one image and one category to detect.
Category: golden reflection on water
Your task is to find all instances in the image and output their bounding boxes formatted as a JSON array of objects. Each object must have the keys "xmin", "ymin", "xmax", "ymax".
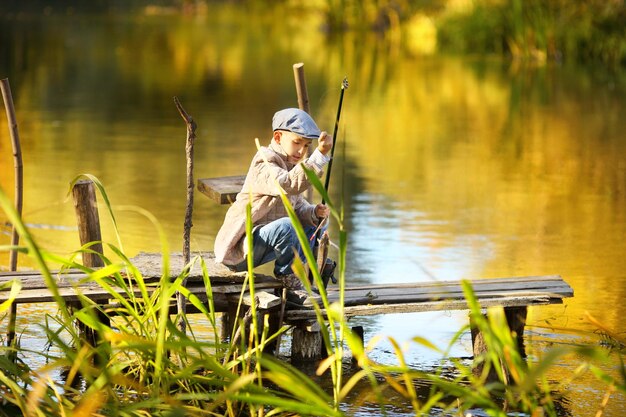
[
  {"xmin": 346, "ymin": 58, "xmax": 625, "ymax": 316},
  {"xmin": 1, "ymin": 7, "xmax": 625, "ymax": 414}
]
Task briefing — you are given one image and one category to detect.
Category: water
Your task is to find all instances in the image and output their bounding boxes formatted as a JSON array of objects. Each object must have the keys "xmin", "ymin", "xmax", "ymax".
[{"xmin": 1, "ymin": 6, "xmax": 625, "ymax": 415}]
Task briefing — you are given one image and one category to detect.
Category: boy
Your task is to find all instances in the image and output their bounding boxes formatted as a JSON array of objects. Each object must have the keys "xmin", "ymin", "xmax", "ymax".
[{"xmin": 214, "ymin": 108, "xmax": 334, "ymax": 306}]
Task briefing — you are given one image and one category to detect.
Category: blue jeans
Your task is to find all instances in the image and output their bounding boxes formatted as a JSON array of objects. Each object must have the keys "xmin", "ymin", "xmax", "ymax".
[{"xmin": 232, "ymin": 217, "xmax": 320, "ymax": 276}]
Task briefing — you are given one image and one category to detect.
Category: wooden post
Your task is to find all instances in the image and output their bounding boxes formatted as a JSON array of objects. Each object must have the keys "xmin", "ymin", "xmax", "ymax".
[
  {"xmin": 293, "ymin": 63, "xmax": 323, "ymax": 359},
  {"xmin": 470, "ymin": 306, "xmax": 528, "ymax": 382},
  {"xmin": 1, "ymin": 78, "xmax": 23, "ymax": 350},
  {"xmin": 71, "ymin": 180, "xmax": 109, "ymax": 358},
  {"xmin": 220, "ymin": 310, "xmax": 234, "ymax": 343},
  {"xmin": 219, "ymin": 302, "xmax": 240, "ymax": 349},
  {"xmin": 470, "ymin": 315, "xmax": 498, "ymax": 381},
  {"xmin": 273, "ymin": 287, "xmax": 288, "ymax": 354},
  {"xmin": 264, "ymin": 308, "xmax": 282, "ymax": 355},
  {"xmin": 291, "ymin": 321, "xmax": 323, "ymax": 362},
  {"xmin": 293, "ymin": 63, "xmax": 310, "ymax": 114},
  {"xmin": 504, "ymin": 306, "xmax": 527, "ymax": 357},
  {"xmin": 351, "ymin": 325, "xmax": 364, "ymax": 366},
  {"xmin": 174, "ymin": 96, "xmax": 197, "ymax": 334},
  {"xmin": 293, "ymin": 63, "xmax": 314, "ymax": 203},
  {"xmin": 229, "ymin": 305, "xmax": 256, "ymax": 350},
  {"xmin": 72, "ymin": 180, "xmax": 104, "ymax": 268}
]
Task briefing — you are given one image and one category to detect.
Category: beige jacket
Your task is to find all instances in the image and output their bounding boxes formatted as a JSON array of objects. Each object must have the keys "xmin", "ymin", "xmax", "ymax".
[{"xmin": 214, "ymin": 142, "xmax": 324, "ymax": 266}]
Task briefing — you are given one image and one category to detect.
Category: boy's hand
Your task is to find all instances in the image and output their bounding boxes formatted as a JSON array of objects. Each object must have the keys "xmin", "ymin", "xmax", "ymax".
[
  {"xmin": 317, "ymin": 131, "xmax": 333, "ymax": 155},
  {"xmin": 315, "ymin": 204, "xmax": 330, "ymax": 219}
]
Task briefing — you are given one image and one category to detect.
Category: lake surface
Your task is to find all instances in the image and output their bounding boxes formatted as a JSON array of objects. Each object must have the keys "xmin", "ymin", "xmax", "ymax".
[{"xmin": 1, "ymin": 5, "xmax": 625, "ymax": 416}]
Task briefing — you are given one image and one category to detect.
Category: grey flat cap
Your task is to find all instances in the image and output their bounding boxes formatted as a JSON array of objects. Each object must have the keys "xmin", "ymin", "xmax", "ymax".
[{"xmin": 272, "ymin": 108, "xmax": 321, "ymax": 139}]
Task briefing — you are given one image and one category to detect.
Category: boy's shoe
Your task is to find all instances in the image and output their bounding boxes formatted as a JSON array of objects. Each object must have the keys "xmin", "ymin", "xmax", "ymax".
[{"xmin": 277, "ymin": 273, "xmax": 321, "ymax": 307}]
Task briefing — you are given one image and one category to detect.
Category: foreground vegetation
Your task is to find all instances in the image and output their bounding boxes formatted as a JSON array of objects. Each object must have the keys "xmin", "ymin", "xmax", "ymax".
[{"xmin": 0, "ymin": 173, "xmax": 624, "ymax": 416}]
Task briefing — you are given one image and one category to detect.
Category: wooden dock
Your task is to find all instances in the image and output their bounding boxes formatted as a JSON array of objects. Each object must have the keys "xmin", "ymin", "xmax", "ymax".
[
  {"xmin": 0, "ymin": 251, "xmax": 573, "ymax": 363},
  {"xmin": 0, "ymin": 253, "xmax": 572, "ymax": 317},
  {"xmin": 198, "ymin": 176, "xmax": 245, "ymax": 205}
]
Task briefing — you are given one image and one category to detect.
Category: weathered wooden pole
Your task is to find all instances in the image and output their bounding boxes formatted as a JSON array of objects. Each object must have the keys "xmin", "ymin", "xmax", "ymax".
[
  {"xmin": 174, "ymin": 96, "xmax": 196, "ymax": 333},
  {"xmin": 71, "ymin": 180, "xmax": 109, "ymax": 360},
  {"xmin": 1, "ymin": 78, "xmax": 23, "ymax": 348},
  {"xmin": 72, "ymin": 181, "xmax": 104, "ymax": 268},
  {"xmin": 293, "ymin": 62, "xmax": 313, "ymax": 200},
  {"xmin": 504, "ymin": 306, "xmax": 527, "ymax": 356},
  {"xmin": 470, "ymin": 306, "xmax": 527, "ymax": 382},
  {"xmin": 351, "ymin": 325, "xmax": 364, "ymax": 366},
  {"xmin": 285, "ymin": 64, "xmax": 327, "ymax": 360},
  {"xmin": 293, "ymin": 63, "xmax": 311, "ymax": 114},
  {"xmin": 291, "ymin": 230, "xmax": 331, "ymax": 361},
  {"xmin": 291, "ymin": 321, "xmax": 324, "ymax": 363}
]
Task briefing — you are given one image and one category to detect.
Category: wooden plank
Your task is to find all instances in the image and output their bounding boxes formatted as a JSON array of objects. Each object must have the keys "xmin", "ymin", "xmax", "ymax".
[
  {"xmin": 2, "ymin": 281, "xmax": 566, "ymax": 306},
  {"xmin": 2, "ymin": 286, "xmax": 118, "ymax": 303},
  {"xmin": 338, "ymin": 289, "xmax": 570, "ymax": 307},
  {"xmin": 0, "ymin": 269, "xmax": 85, "ymax": 277},
  {"xmin": 197, "ymin": 176, "xmax": 245, "ymax": 205},
  {"xmin": 334, "ymin": 279, "xmax": 572, "ymax": 301},
  {"xmin": 228, "ymin": 291, "xmax": 282, "ymax": 309},
  {"xmin": 129, "ymin": 251, "xmax": 251, "ymax": 282},
  {"xmin": 187, "ymin": 278, "xmax": 283, "ymax": 294},
  {"xmin": 285, "ymin": 295, "xmax": 560, "ymax": 321},
  {"xmin": 0, "ymin": 279, "xmax": 282, "ymax": 304},
  {"xmin": 336, "ymin": 278, "xmax": 572, "ymax": 298},
  {"xmin": 0, "ymin": 263, "xmax": 275, "ymax": 291},
  {"xmin": 0, "ymin": 270, "xmax": 89, "ymax": 289},
  {"xmin": 341, "ymin": 275, "xmax": 566, "ymax": 291},
  {"xmin": 105, "ymin": 298, "xmax": 230, "ymax": 316},
  {"xmin": 0, "ymin": 277, "xmax": 281, "ymax": 304},
  {"xmin": 0, "ymin": 252, "xmax": 258, "ymax": 288},
  {"xmin": 338, "ymin": 287, "xmax": 573, "ymax": 304},
  {"xmin": 337, "ymin": 284, "xmax": 571, "ymax": 301}
]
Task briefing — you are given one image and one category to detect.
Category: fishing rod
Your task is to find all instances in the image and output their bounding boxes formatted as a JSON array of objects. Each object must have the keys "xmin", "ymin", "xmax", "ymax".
[
  {"xmin": 309, "ymin": 77, "xmax": 348, "ymax": 242},
  {"xmin": 322, "ymin": 77, "xmax": 348, "ymax": 205},
  {"xmin": 309, "ymin": 78, "xmax": 348, "ymax": 287}
]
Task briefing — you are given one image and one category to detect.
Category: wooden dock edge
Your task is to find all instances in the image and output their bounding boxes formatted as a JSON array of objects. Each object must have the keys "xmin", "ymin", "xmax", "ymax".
[{"xmin": 197, "ymin": 176, "xmax": 244, "ymax": 205}]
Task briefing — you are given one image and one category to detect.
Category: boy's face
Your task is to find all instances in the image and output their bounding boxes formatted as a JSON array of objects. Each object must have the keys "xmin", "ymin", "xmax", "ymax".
[{"xmin": 274, "ymin": 131, "xmax": 312, "ymax": 164}]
